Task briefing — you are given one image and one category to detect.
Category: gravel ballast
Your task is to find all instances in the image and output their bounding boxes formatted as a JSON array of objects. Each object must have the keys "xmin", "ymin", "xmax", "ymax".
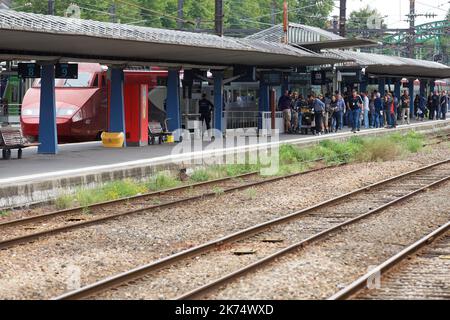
[
  {"xmin": 0, "ymin": 144, "xmax": 449, "ymax": 299},
  {"xmin": 202, "ymin": 181, "xmax": 450, "ymax": 300}
]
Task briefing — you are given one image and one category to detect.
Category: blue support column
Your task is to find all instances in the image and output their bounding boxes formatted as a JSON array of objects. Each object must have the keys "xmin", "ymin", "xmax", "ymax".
[
  {"xmin": 419, "ymin": 80, "xmax": 425, "ymax": 97},
  {"xmin": 258, "ymin": 82, "xmax": 269, "ymax": 130},
  {"xmin": 408, "ymin": 79, "xmax": 415, "ymax": 116},
  {"xmin": 213, "ymin": 71, "xmax": 224, "ymax": 134},
  {"xmin": 378, "ymin": 78, "xmax": 385, "ymax": 96},
  {"xmin": 38, "ymin": 63, "xmax": 58, "ymax": 154},
  {"xmin": 109, "ymin": 67, "xmax": 126, "ymax": 147},
  {"xmin": 166, "ymin": 68, "xmax": 181, "ymax": 139}
]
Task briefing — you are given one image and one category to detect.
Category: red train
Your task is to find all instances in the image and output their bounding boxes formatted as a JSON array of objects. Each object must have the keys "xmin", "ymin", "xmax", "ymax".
[{"xmin": 21, "ymin": 63, "xmax": 168, "ymax": 143}]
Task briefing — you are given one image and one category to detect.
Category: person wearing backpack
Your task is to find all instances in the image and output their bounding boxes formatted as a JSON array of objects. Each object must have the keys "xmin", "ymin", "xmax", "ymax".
[
  {"xmin": 349, "ymin": 90, "xmax": 363, "ymax": 133},
  {"xmin": 374, "ymin": 92, "xmax": 383, "ymax": 128},
  {"xmin": 311, "ymin": 94, "xmax": 325, "ymax": 135},
  {"xmin": 400, "ymin": 90, "xmax": 411, "ymax": 125}
]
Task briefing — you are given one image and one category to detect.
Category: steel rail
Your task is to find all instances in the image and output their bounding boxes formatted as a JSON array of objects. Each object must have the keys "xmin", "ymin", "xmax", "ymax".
[
  {"xmin": 0, "ymin": 172, "xmax": 260, "ymax": 228},
  {"xmin": 0, "ymin": 164, "xmax": 336, "ymax": 250},
  {"xmin": 175, "ymin": 175, "xmax": 450, "ymax": 300},
  {"xmin": 423, "ymin": 133, "xmax": 450, "ymax": 147},
  {"xmin": 53, "ymin": 158, "xmax": 450, "ymax": 300},
  {"xmin": 328, "ymin": 220, "xmax": 450, "ymax": 300}
]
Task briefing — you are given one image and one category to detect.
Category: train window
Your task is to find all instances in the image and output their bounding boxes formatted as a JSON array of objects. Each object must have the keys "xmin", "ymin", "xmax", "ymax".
[{"xmin": 33, "ymin": 72, "xmax": 93, "ymax": 88}]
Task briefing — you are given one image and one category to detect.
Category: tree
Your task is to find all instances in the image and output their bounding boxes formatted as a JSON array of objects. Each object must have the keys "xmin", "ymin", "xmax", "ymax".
[
  {"xmin": 11, "ymin": 0, "xmax": 336, "ymax": 33},
  {"xmin": 292, "ymin": 0, "xmax": 334, "ymax": 29},
  {"xmin": 347, "ymin": 5, "xmax": 387, "ymax": 39},
  {"xmin": 10, "ymin": 0, "xmax": 141, "ymax": 23}
]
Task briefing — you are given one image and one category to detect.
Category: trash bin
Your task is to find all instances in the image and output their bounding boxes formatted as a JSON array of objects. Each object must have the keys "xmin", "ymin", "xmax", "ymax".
[{"xmin": 101, "ymin": 132, "xmax": 125, "ymax": 148}]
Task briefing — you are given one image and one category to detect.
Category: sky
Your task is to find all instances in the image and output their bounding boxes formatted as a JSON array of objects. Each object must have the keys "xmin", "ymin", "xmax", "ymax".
[{"xmin": 331, "ymin": 0, "xmax": 449, "ymax": 29}]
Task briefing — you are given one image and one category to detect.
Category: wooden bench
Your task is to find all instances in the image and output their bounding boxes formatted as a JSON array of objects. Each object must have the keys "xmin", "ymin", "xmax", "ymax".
[{"xmin": 0, "ymin": 128, "xmax": 39, "ymax": 160}]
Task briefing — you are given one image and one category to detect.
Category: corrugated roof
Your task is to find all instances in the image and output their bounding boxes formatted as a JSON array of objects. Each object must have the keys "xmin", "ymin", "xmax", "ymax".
[
  {"xmin": 0, "ymin": 9, "xmax": 342, "ymax": 68},
  {"xmin": 325, "ymin": 50, "xmax": 450, "ymax": 79},
  {"xmin": 247, "ymin": 23, "xmax": 376, "ymax": 50}
]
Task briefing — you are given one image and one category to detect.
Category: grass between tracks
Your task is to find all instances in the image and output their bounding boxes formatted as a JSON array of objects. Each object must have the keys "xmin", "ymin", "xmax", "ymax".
[
  {"xmin": 53, "ymin": 131, "xmax": 426, "ymax": 210},
  {"xmin": 0, "ymin": 210, "xmax": 11, "ymax": 217}
]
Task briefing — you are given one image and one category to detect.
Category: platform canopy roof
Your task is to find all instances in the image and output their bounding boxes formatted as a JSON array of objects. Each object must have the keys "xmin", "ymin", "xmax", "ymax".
[
  {"xmin": 0, "ymin": 9, "xmax": 344, "ymax": 69},
  {"xmin": 325, "ymin": 49, "xmax": 450, "ymax": 79},
  {"xmin": 247, "ymin": 23, "xmax": 378, "ymax": 51}
]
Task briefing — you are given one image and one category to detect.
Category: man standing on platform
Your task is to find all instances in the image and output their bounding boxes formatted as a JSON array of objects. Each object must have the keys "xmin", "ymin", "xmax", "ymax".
[
  {"xmin": 431, "ymin": 91, "xmax": 439, "ymax": 120},
  {"xmin": 198, "ymin": 93, "xmax": 214, "ymax": 130},
  {"xmin": 278, "ymin": 90, "xmax": 292, "ymax": 133},
  {"xmin": 311, "ymin": 94, "xmax": 325, "ymax": 135},
  {"xmin": 349, "ymin": 90, "xmax": 363, "ymax": 133},
  {"xmin": 400, "ymin": 90, "xmax": 410, "ymax": 125}
]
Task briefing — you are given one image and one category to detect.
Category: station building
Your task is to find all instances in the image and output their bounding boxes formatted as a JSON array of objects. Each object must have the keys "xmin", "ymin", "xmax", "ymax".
[{"xmin": 0, "ymin": 9, "xmax": 449, "ymax": 155}]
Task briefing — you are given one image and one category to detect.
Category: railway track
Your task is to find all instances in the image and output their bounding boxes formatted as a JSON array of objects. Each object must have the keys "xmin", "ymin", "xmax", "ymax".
[
  {"xmin": 423, "ymin": 132, "xmax": 450, "ymax": 147},
  {"xmin": 1, "ymin": 129, "xmax": 448, "ymax": 215},
  {"xmin": 0, "ymin": 160, "xmax": 333, "ymax": 250},
  {"xmin": 53, "ymin": 158, "xmax": 450, "ymax": 300},
  {"xmin": 329, "ymin": 221, "xmax": 450, "ymax": 300}
]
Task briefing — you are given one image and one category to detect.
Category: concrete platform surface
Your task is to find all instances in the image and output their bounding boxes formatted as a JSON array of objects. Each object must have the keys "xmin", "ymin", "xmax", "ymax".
[{"xmin": 0, "ymin": 118, "xmax": 449, "ymax": 208}]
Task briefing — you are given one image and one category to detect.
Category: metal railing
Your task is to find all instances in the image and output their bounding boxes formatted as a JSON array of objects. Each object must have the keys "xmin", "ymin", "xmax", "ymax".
[
  {"xmin": 0, "ymin": 103, "xmax": 21, "ymax": 125},
  {"xmin": 223, "ymin": 111, "xmax": 259, "ymax": 130},
  {"xmin": 0, "ymin": 103, "xmax": 21, "ymax": 116}
]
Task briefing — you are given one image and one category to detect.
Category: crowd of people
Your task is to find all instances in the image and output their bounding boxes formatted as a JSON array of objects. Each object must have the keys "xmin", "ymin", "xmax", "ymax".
[{"xmin": 278, "ymin": 89, "xmax": 450, "ymax": 135}]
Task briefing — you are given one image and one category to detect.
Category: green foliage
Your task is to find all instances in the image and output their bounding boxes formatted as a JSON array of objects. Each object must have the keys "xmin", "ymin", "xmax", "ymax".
[
  {"xmin": 212, "ymin": 186, "xmax": 225, "ymax": 196},
  {"xmin": 347, "ymin": 5, "xmax": 387, "ymax": 39},
  {"xmin": 0, "ymin": 210, "xmax": 10, "ymax": 217},
  {"xmin": 224, "ymin": 164, "xmax": 259, "ymax": 176},
  {"xmin": 147, "ymin": 172, "xmax": 180, "ymax": 191},
  {"xmin": 11, "ymin": 0, "xmax": 336, "ymax": 31},
  {"xmin": 292, "ymin": 0, "xmax": 334, "ymax": 29},
  {"xmin": 244, "ymin": 188, "xmax": 257, "ymax": 199},
  {"xmin": 277, "ymin": 130, "xmax": 425, "ymax": 172},
  {"xmin": 75, "ymin": 179, "xmax": 148, "ymax": 207},
  {"xmin": 55, "ymin": 194, "xmax": 74, "ymax": 210},
  {"xmin": 190, "ymin": 169, "xmax": 211, "ymax": 182}
]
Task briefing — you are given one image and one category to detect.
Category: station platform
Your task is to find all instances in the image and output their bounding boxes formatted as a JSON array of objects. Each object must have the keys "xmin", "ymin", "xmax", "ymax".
[{"xmin": 1, "ymin": 118, "xmax": 449, "ymax": 208}]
